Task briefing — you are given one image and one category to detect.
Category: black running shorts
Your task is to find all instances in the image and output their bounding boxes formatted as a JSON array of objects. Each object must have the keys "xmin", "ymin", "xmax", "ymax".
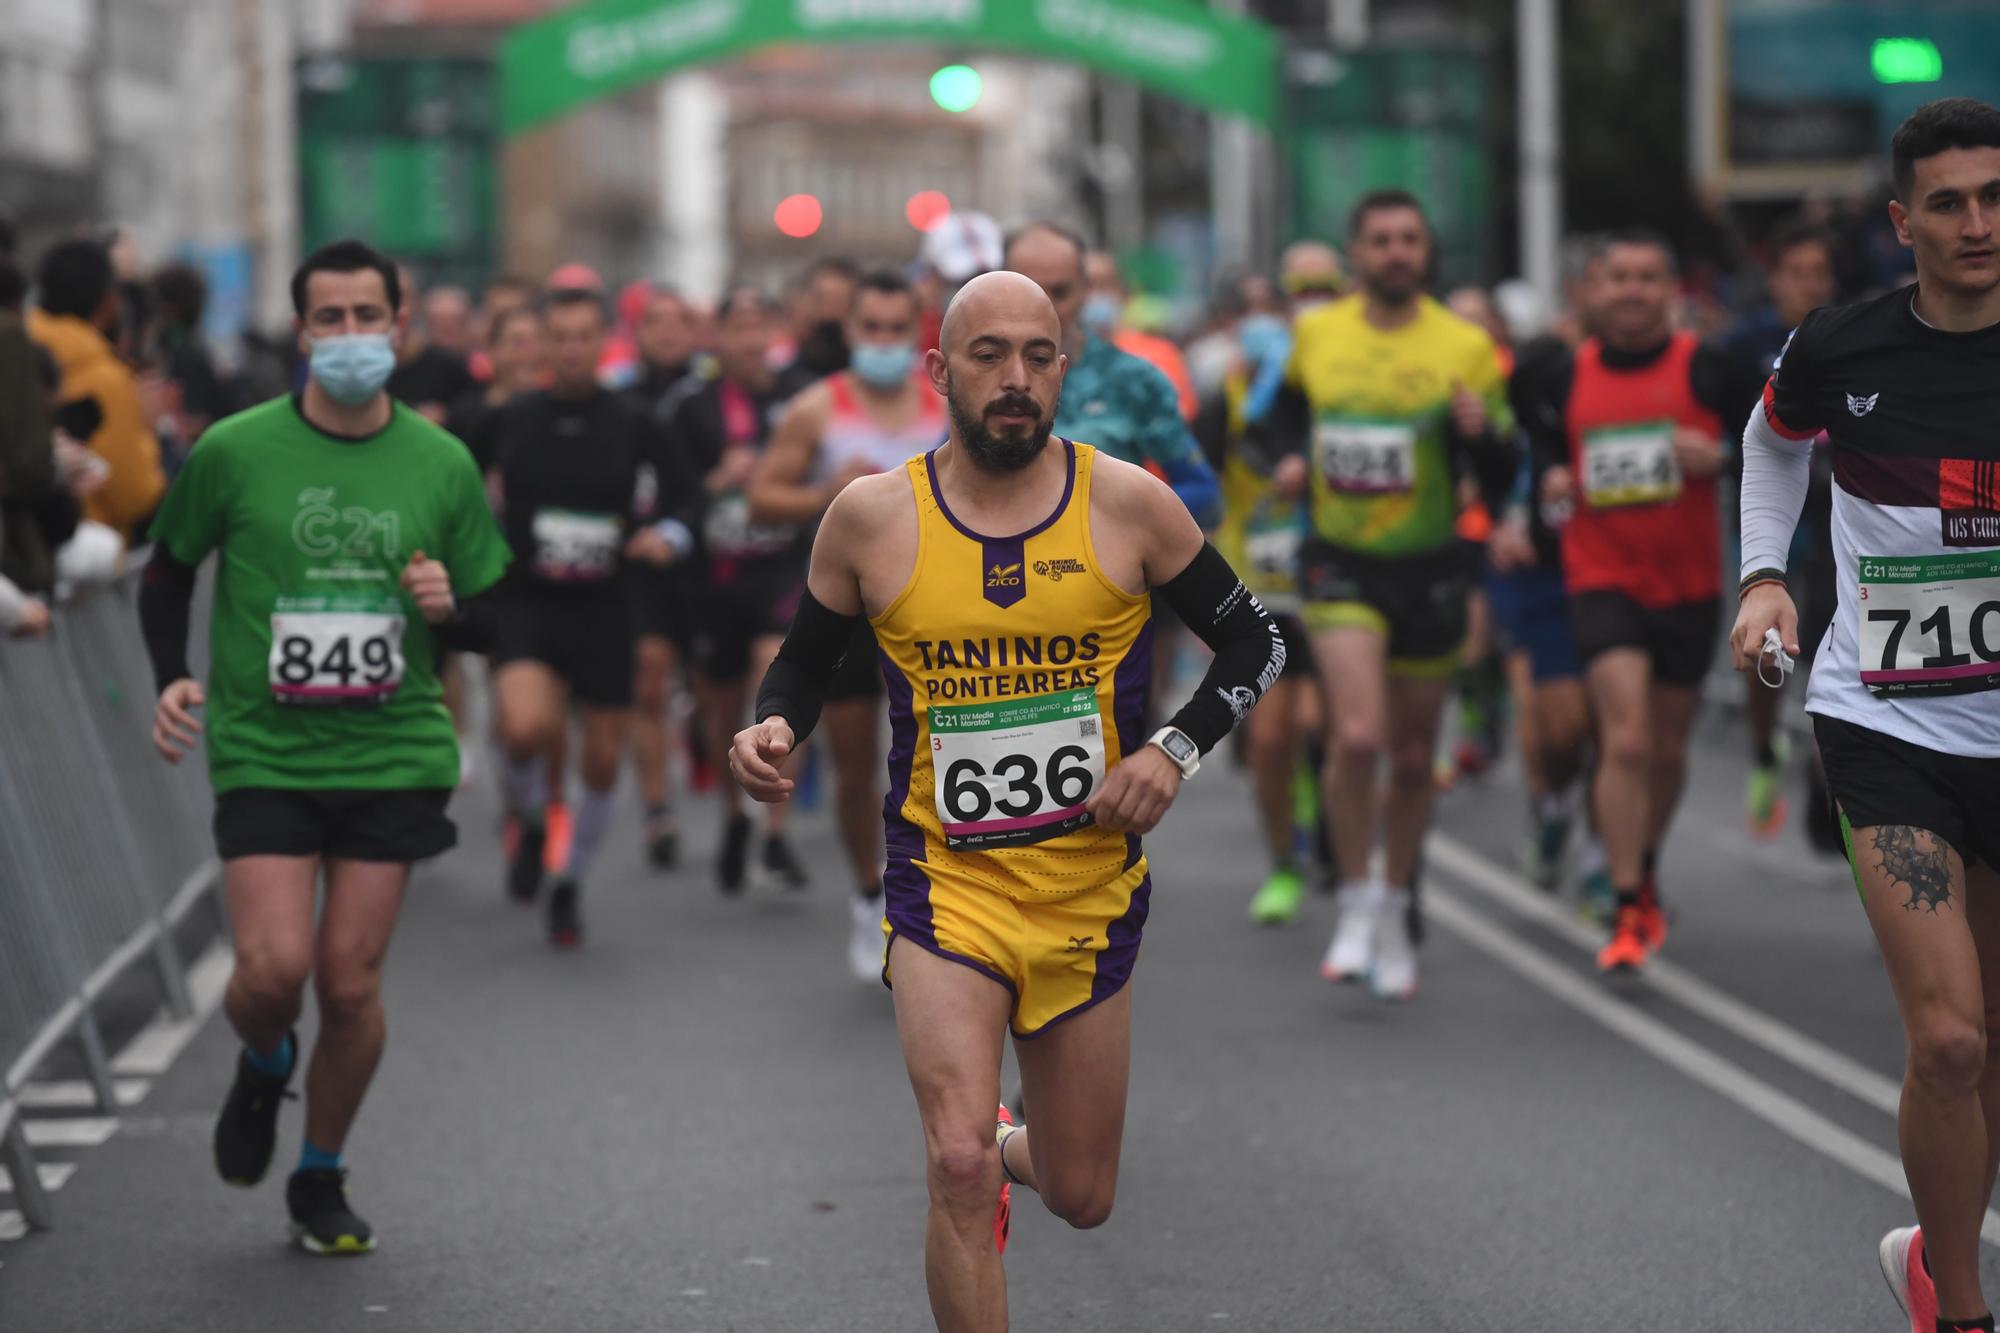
[
  {"xmin": 1569, "ymin": 590, "xmax": 1719, "ymax": 688},
  {"xmin": 493, "ymin": 593, "xmax": 636, "ymax": 709},
  {"xmin": 697, "ymin": 558, "xmax": 804, "ymax": 683},
  {"xmin": 213, "ymin": 787, "xmax": 456, "ymax": 863},
  {"xmin": 1814, "ymin": 714, "xmax": 2000, "ymax": 871},
  {"xmin": 1297, "ymin": 539, "xmax": 1468, "ymax": 671}
]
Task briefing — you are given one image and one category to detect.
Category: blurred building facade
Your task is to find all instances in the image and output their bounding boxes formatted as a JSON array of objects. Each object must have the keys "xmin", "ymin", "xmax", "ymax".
[
  {"xmin": 1, "ymin": 0, "xmax": 356, "ymax": 333},
  {"xmin": 352, "ymin": 0, "xmax": 1089, "ymax": 297}
]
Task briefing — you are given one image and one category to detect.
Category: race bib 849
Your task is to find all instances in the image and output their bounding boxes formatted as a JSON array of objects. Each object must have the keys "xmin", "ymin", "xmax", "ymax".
[{"xmin": 269, "ymin": 605, "xmax": 406, "ymax": 706}]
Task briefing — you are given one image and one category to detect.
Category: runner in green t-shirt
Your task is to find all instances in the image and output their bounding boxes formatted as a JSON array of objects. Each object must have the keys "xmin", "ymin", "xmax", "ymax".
[{"xmin": 138, "ymin": 240, "xmax": 510, "ymax": 1257}]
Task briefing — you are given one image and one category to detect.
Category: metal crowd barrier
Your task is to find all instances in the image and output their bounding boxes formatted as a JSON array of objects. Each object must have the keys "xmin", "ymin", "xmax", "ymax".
[{"xmin": 0, "ymin": 563, "xmax": 218, "ymax": 1230}]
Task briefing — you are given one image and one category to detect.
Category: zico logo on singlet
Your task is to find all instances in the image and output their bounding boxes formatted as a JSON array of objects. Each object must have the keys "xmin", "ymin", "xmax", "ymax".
[
  {"xmin": 1858, "ymin": 552, "xmax": 2000, "ymax": 696},
  {"xmin": 987, "ymin": 563, "xmax": 1023, "ymax": 588},
  {"xmin": 929, "ymin": 687, "xmax": 1105, "ymax": 850}
]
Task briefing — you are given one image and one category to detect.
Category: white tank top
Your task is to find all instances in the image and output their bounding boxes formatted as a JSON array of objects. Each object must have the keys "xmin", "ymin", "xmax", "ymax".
[{"xmin": 815, "ymin": 371, "xmax": 946, "ymax": 479}]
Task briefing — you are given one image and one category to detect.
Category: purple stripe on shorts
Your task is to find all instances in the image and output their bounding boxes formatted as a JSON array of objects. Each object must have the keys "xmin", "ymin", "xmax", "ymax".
[
  {"xmin": 1112, "ymin": 617, "xmax": 1154, "ymax": 868},
  {"xmin": 878, "ymin": 647, "xmax": 934, "ymax": 938},
  {"xmin": 1091, "ymin": 872, "xmax": 1152, "ymax": 1002}
]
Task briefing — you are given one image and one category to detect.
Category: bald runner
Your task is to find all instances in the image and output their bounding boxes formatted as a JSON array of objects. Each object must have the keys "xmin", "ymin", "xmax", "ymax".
[{"xmin": 731, "ymin": 272, "xmax": 1283, "ymax": 1332}]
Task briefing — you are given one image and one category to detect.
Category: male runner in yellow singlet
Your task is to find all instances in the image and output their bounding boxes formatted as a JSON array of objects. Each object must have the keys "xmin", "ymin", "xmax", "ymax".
[{"xmin": 731, "ymin": 272, "xmax": 1282, "ymax": 1332}]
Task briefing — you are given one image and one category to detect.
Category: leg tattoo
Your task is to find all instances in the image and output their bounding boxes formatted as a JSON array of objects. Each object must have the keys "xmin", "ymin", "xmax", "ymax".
[{"xmin": 1872, "ymin": 825, "xmax": 1955, "ymax": 913}]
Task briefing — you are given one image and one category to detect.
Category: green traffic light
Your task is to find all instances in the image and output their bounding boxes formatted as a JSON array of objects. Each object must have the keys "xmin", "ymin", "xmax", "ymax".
[
  {"xmin": 930, "ymin": 64, "xmax": 982, "ymax": 113},
  {"xmin": 1872, "ymin": 37, "xmax": 1942, "ymax": 84}
]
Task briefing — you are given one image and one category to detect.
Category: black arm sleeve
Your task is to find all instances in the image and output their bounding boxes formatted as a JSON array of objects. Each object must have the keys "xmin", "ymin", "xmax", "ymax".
[
  {"xmin": 1510, "ymin": 339, "xmax": 1576, "ymax": 477},
  {"xmin": 1455, "ymin": 420, "xmax": 1520, "ymax": 518},
  {"xmin": 1248, "ymin": 382, "xmax": 1311, "ymax": 461},
  {"xmin": 430, "ymin": 587, "xmax": 500, "ymax": 655},
  {"xmin": 138, "ymin": 545, "xmax": 197, "ymax": 692},
  {"xmin": 753, "ymin": 588, "xmax": 863, "ymax": 745},
  {"xmin": 1154, "ymin": 543, "xmax": 1286, "ymax": 756}
]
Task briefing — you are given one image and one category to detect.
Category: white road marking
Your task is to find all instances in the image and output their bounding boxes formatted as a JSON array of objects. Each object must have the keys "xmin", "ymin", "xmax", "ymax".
[
  {"xmin": 109, "ymin": 942, "xmax": 231, "ymax": 1077},
  {"xmin": 17, "ymin": 1080, "xmax": 149, "ymax": 1110},
  {"xmin": 0, "ymin": 1212, "xmax": 24, "ymax": 1241},
  {"xmin": 1427, "ymin": 832, "xmax": 1905, "ymax": 1117},
  {"xmin": 0, "ymin": 1162, "xmax": 76, "ymax": 1193},
  {"xmin": 22, "ymin": 1118, "xmax": 119, "ymax": 1149},
  {"xmin": 1425, "ymin": 882, "xmax": 2000, "ymax": 1246}
]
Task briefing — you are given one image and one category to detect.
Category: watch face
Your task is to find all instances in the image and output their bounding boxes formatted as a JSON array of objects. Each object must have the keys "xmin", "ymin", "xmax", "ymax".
[{"xmin": 1162, "ymin": 732, "xmax": 1197, "ymax": 763}]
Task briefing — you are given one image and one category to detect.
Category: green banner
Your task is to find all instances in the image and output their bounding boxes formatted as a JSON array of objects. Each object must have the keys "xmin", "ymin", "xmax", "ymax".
[
  {"xmin": 298, "ymin": 58, "xmax": 498, "ymax": 287},
  {"xmin": 499, "ymin": 0, "xmax": 1279, "ymax": 133}
]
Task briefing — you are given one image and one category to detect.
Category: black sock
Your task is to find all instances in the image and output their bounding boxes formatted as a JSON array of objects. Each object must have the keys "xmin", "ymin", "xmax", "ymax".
[
  {"xmin": 1755, "ymin": 741, "xmax": 1777, "ymax": 767},
  {"xmin": 1641, "ymin": 847, "xmax": 1658, "ymax": 877},
  {"xmin": 1938, "ymin": 1316, "xmax": 1995, "ymax": 1333},
  {"xmin": 1615, "ymin": 889, "xmax": 1641, "ymax": 912},
  {"xmin": 858, "ymin": 882, "xmax": 883, "ymax": 900}
]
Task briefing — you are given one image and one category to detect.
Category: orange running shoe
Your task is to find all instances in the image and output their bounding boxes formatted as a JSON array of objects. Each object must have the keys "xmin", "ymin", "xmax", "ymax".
[
  {"xmin": 542, "ymin": 802, "xmax": 573, "ymax": 875},
  {"xmin": 1596, "ymin": 905, "xmax": 1649, "ymax": 973},
  {"xmin": 1636, "ymin": 880, "xmax": 1668, "ymax": 954},
  {"xmin": 993, "ymin": 1105, "xmax": 1018, "ymax": 1254}
]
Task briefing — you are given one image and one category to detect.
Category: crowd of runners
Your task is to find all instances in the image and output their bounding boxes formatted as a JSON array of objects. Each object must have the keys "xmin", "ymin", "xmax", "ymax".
[{"xmin": 106, "ymin": 95, "xmax": 2000, "ymax": 1333}]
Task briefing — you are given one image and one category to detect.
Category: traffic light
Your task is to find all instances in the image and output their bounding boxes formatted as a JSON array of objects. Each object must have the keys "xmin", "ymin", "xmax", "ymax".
[
  {"xmin": 1872, "ymin": 37, "xmax": 1942, "ymax": 84},
  {"xmin": 929, "ymin": 64, "xmax": 982, "ymax": 113},
  {"xmin": 774, "ymin": 194, "xmax": 823, "ymax": 239}
]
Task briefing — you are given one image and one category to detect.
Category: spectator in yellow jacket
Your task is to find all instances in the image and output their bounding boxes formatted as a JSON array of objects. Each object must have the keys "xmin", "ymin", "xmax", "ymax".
[{"xmin": 28, "ymin": 238, "xmax": 164, "ymax": 546}]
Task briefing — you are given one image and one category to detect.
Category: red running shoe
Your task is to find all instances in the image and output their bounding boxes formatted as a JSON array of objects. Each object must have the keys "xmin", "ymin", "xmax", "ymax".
[
  {"xmin": 1596, "ymin": 904, "xmax": 1649, "ymax": 974},
  {"xmin": 993, "ymin": 1105, "xmax": 1018, "ymax": 1254},
  {"xmin": 1879, "ymin": 1225, "xmax": 1938, "ymax": 1333}
]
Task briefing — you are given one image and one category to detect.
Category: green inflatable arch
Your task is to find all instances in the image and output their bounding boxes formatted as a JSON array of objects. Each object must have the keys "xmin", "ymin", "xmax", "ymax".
[{"xmin": 500, "ymin": 0, "xmax": 1281, "ymax": 134}]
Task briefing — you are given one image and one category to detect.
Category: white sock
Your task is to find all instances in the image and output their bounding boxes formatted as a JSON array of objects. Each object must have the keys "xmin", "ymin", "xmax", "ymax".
[
  {"xmin": 506, "ymin": 755, "xmax": 549, "ymax": 817},
  {"xmin": 564, "ymin": 786, "xmax": 616, "ymax": 883}
]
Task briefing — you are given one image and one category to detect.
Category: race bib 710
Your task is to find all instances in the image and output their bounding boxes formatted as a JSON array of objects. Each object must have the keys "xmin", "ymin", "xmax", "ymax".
[
  {"xmin": 929, "ymin": 688, "xmax": 1106, "ymax": 850},
  {"xmin": 1857, "ymin": 551, "xmax": 2000, "ymax": 696}
]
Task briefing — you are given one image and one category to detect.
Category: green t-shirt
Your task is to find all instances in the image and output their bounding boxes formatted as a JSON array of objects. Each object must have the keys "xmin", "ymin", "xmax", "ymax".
[{"xmin": 149, "ymin": 396, "xmax": 511, "ymax": 794}]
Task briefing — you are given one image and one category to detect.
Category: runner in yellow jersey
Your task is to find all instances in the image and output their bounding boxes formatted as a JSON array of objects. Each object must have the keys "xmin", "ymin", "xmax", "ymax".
[
  {"xmin": 731, "ymin": 272, "xmax": 1281, "ymax": 1332},
  {"xmin": 1208, "ymin": 301, "xmax": 1325, "ymax": 924},
  {"xmin": 1267, "ymin": 190, "xmax": 1518, "ymax": 1000}
]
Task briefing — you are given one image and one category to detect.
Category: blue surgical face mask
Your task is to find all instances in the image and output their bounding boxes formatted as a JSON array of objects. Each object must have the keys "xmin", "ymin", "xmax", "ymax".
[
  {"xmin": 1237, "ymin": 314, "xmax": 1290, "ymax": 367},
  {"xmin": 1080, "ymin": 292, "xmax": 1122, "ymax": 337},
  {"xmin": 309, "ymin": 333, "xmax": 397, "ymax": 405},
  {"xmin": 850, "ymin": 340, "xmax": 916, "ymax": 390}
]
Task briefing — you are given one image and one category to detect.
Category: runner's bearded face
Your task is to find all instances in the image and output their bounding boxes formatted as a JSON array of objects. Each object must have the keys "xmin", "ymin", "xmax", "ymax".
[
  {"xmin": 1890, "ymin": 146, "xmax": 2000, "ymax": 298},
  {"xmin": 1593, "ymin": 242, "xmax": 1675, "ymax": 348},
  {"xmin": 1352, "ymin": 208, "xmax": 1430, "ymax": 306},
  {"xmin": 943, "ymin": 337, "xmax": 1060, "ymax": 474}
]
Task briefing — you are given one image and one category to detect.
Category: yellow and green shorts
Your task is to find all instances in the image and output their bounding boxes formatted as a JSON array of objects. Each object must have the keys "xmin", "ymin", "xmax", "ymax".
[
  {"xmin": 882, "ymin": 854, "xmax": 1151, "ymax": 1038},
  {"xmin": 1297, "ymin": 538, "xmax": 1469, "ymax": 677}
]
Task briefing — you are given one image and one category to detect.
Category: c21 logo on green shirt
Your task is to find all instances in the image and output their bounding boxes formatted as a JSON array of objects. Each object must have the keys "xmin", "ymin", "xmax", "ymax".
[{"xmin": 291, "ymin": 487, "xmax": 402, "ymax": 560}]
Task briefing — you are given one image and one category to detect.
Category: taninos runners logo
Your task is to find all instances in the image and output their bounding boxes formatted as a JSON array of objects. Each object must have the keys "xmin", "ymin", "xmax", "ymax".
[{"xmin": 1033, "ymin": 558, "xmax": 1087, "ymax": 582}]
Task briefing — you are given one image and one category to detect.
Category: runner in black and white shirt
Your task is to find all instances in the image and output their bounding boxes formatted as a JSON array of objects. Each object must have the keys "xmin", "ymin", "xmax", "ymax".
[{"xmin": 1732, "ymin": 98, "xmax": 2000, "ymax": 1333}]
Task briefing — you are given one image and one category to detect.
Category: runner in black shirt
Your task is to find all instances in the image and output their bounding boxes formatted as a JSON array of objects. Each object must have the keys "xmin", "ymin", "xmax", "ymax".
[
  {"xmin": 1731, "ymin": 98, "xmax": 2000, "ymax": 1333},
  {"xmin": 669, "ymin": 286, "xmax": 811, "ymax": 893},
  {"xmin": 479, "ymin": 289, "xmax": 695, "ymax": 946},
  {"xmin": 623, "ymin": 284, "xmax": 704, "ymax": 869}
]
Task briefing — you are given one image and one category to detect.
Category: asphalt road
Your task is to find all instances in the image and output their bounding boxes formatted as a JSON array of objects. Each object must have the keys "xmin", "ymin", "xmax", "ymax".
[{"xmin": 2, "ymin": 695, "xmax": 1990, "ymax": 1331}]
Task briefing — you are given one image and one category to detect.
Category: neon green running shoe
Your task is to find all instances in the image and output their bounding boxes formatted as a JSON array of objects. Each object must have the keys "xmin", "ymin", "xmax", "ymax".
[
  {"xmin": 1249, "ymin": 868, "xmax": 1307, "ymax": 925},
  {"xmin": 1746, "ymin": 735, "xmax": 1792, "ymax": 840}
]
